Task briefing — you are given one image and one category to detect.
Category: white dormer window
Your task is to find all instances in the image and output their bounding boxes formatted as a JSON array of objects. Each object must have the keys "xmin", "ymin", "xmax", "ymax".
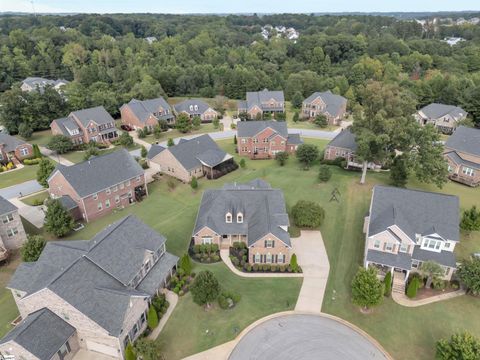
[
  {"xmin": 226, "ymin": 213, "xmax": 232, "ymax": 223},
  {"xmin": 237, "ymin": 213, "xmax": 243, "ymax": 223},
  {"xmin": 189, "ymin": 105, "xmax": 194, "ymax": 111},
  {"xmin": 194, "ymin": 105, "xmax": 198, "ymax": 111}
]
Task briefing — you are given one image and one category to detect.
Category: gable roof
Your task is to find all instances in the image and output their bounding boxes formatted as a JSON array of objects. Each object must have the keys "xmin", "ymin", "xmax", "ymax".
[
  {"xmin": 445, "ymin": 126, "xmax": 480, "ymax": 157},
  {"xmin": 287, "ymin": 133, "xmax": 303, "ymax": 145},
  {"xmin": 245, "ymin": 89, "xmax": 284, "ymax": 111},
  {"xmin": 0, "ymin": 196, "xmax": 17, "ymax": 216},
  {"xmin": 123, "ymin": 97, "xmax": 174, "ymax": 123},
  {"xmin": 70, "ymin": 106, "xmax": 114, "ymax": 127},
  {"xmin": 173, "ymin": 99, "xmax": 211, "ymax": 115},
  {"xmin": 51, "ymin": 116, "xmax": 81, "ymax": 137},
  {"xmin": 237, "ymin": 120, "xmax": 288, "ymax": 138},
  {"xmin": 147, "ymin": 144, "xmax": 166, "ymax": 160},
  {"xmin": 167, "ymin": 134, "xmax": 231, "ymax": 170},
  {"xmin": 22, "ymin": 77, "xmax": 69, "ymax": 92},
  {"xmin": 48, "ymin": 149, "xmax": 144, "ymax": 198},
  {"xmin": 0, "ymin": 308, "xmax": 75, "ymax": 360},
  {"xmin": 7, "ymin": 215, "xmax": 177, "ymax": 336},
  {"xmin": 327, "ymin": 128, "xmax": 357, "ymax": 151},
  {"xmin": 303, "ymin": 91, "xmax": 347, "ymax": 117},
  {"xmin": 0, "ymin": 133, "xmax": 28, "ymax": 153},
  {"xmin": 194, "ymin": 179, "xmax": 291, "ymax": 247},
  {"xmin": 419, "ymin": 103, "xmax": 467, "ymax": 120},
  {"xmin": 368, "ymin": 186, "xmax": 459, "ymax": 242}
]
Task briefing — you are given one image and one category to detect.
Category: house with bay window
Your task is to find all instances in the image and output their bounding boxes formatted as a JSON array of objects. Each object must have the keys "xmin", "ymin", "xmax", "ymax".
[
  {"xmin": 1, "ymin": 215, "xmax": 178, "ymax": 360},
  {"xmin": 363, "ymin": 186, "xmax": 459, "ymax": 292},
  {"xmin": 192, "ymin": 179, "xmax": 292, "ymax": 265}
]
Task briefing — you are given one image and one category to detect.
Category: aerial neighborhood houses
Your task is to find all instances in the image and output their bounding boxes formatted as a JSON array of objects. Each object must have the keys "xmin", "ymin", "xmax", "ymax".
[
  {"xmin": 444, "ymin": 126, "xmax": 480, "ymax": 187},
  {"xmin": 50, "ymin": 106, "xmax": 119, "ymax": 145},
  {"xmin": 414, "ymin": 103, "xmax": 468, "ymax": 134},
  {"xmin": 1, "ymin": 215, "xmax": 178, "ymax": 360},
  {"xmin": 193, "ymin": 179, "xmax": 292, "ymax": 265},
  {"xmin": 20, "ymin": 77, "xmax": 69, "ymax": 93},
  {"xmin": 0, "ymin": 196, "xmax": 27, "ymax": 262},
  {"xmin": 237, "ymin": 120, "xmax": 303, "ymax": 159},
  {"xmin": 147, "ymin": 134, "xmax": 237, "ymax": 182},
  {"xmin": 0, "ymin": 133, "xmax": 33, "ymax": 164},
  {"xmin": 47, "ymin": 149, "xmax": 147, "ymax": 222},
  {"xmin": 364, "ymin": 186, "xmax": 460, "ymax": 291},
  {"xmin": 173, "ymin": 99, "xmax": 218, "ymax": 122},
  {"xmin": 120, "ymin": 97, "xmax": 175, "ymax": 129},
  {"xmin": 301, "ymin": 91, "xmax": 348, "ymax": 126},
  {"xmin": 238, "ymin": 89, "xmax": 285, "ymax": 119}
]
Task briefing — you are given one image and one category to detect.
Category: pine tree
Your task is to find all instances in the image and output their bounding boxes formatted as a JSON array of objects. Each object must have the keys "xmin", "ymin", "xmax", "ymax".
[
  {"xmin": 290, "ymin": 254, "xmax": 299, "ymax": 272},
  {"xmin": 180, "ymin": 253, "xmax": 193, "ymax": 275},
  {"xmin": 233, "ymin": 135, "xmax": 237, "ymax": 145},
  {"xmin": 147, "ymin": 305, "xmax": 159, "ymax": 330},
  {"xmin": 167, "ymin": 138, "xmax": 175, "ymax": 147},
  {"xmin": 141, "ymin": 145, "xmax": 148, "ymax": 158},
  {"xmin": 44, "ymin": 199, "xmax": 74, "ymax": 237},
  {"xmin": 124, "ymin": 342, "xmax": 136, "ymax": 360},
  {"xmin": 384, "ymin": 271, "xmax": 392, "ymax": 297},
  {"xmin": 190, "ymin": 270, "xmax": 220, "ymax": 306},
  {"xmin": 36, "ymin": 158, "xmax": 55, "ymax": 188},
  {"xmin": 406, "ymin": 277, "xmax": 418, "ymax": 298}
]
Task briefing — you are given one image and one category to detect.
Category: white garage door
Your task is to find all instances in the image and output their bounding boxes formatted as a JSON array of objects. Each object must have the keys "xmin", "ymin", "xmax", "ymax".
[{"xmin": 85, "ymin": 340, "xmax": 118, "ymax": 357}]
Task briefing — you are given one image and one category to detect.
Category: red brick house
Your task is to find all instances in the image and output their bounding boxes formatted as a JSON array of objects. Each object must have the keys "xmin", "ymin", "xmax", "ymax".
[
  {"xmin": 47, "ymin": 149, "xmax": 147, "ymax": 222},
  {"xmin": 238, "ymin": 89, "xmax": 285, "ymax": 119},
  {"xmin": 50, "ymin": 106, "xmax": 118, "ymax": 146},
  {"xmin": 120, "ymin": 97, "xmax": 175, "ymax": 130},
  {"xmin": 0, "ymin": 134, "xmax": 33, "ymax": 164},
  {"xmin": 236, "ymin": 121, "xmax": 302, "ymax": 159},
  {"xmin": 301, "ymin": 91, "xmax": 347, "ymax": 126}
]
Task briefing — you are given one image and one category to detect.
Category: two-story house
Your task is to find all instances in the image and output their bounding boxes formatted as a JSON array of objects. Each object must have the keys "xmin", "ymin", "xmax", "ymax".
[
  {"xmin": 173, "ymin": 99, "xmax": 218, "ymax": 122},
  {"xmin": 0, "ymin": 133, "xmax": 34, "ymax": 164},
  {"xmin": 414, "ymin": 103, "xmax": 467, "ymax": 134},
  {"xmin": 238, "ymin": 89, "xmax": 285, "ymax": 119},
  {"xmin": 301, "ymin": 91, "xmax": 348, "ymax": 126},
  {"xmin": 193, "ymin": 179, "xmax": 292, "ymax": 265},
  {"xmin": 147, "ymin": 134, "xmax": 237, "ymax": 182},
  {"xmin": 120, "ymin": 97, "xmax": 175, "ymax": 129},
  {"xmin": 1, "ymin": 215, "xmax": 178, "ymax": 360},
  {"xmin": 47, "ymin": 149, "xmax": 147, "ymax": 222},
  {"xmin": 444, "ymin": 126, "xmax": 480, "ymax": 187},
  {"xmin": 50, "ymin": 106, "xmax": 118, "ymax": 145},
  {"xmin": 236, "ymin": 121, "xmax": 303, "ymax": 159},
  {"xmin": 363, "ymin": 186, "xmax": 459, "ymax": 291},
  {"xmin": 20, "ymin": 77, "xmax": 69, "ymax": 93},
  {"xmin": 0, "ymin": 196, "xmax": 27, "ymax": 262}
]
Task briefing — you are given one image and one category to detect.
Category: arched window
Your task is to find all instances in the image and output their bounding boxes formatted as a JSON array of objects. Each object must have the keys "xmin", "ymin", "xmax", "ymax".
[
  {"xmin": 226, "ymin": 212, "xmax": 232, "ymax": 223},
  {"xmin": 255, "ymin": 253, "xmax": 261, "ymax": 263},
  {"xmin": 237, "ymin": 213, "xmax": 243, "ymax": 223}
]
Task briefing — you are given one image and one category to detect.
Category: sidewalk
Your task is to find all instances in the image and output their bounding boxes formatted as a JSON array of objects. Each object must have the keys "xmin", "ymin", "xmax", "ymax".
[
  {"xmin": 9, "ymin": 197, "xmax": 45, "ymax": 228},
  {"xmin": 39, "ymin": 146, "xmax": 75, "ymax": 166},
  {"xmin": 130, "ymin": 130, "xmax": 152, "ymax": 149},
  {"xmin": 147, "ymin": 290, "xmax": 178, "ymax": 340},
  {"xmin": 392, "ymin": 289, "xmax": 465, "ymax": 307}
]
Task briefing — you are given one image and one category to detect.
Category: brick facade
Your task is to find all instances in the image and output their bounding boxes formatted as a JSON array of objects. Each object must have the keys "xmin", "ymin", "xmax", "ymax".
[
  {"xmin": 238, "ymin": 127, "xmax": 293, "ymax": 159},
  {"xmin": 302, "ymin": 96, "xmax": 347, "ymax": 126},
  {"xmin": 0, "ymin": 209, "xmax": 27, "ymax": 250},
  {"xmin": 120, "ymin": 105, "xmax": 162, "ymax": 130}
]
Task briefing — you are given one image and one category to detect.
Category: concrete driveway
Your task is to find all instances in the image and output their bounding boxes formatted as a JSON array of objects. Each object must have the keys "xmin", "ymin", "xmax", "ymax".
[
  {"xmin": 228, "ymin": 314, "xmax": 388, "ymax": 360},
  {"xmin": 0, "ymin": 180, "xmax": 43, "ymax": 199},
  {"xmin": 9, "ymin": 197, "xmax": 45, "ymax": 228}
]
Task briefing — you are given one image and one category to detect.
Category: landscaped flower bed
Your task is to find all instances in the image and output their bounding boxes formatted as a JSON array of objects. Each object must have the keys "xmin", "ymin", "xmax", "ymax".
[
  {"xmin": 189, "ymin": 242, "xmax": 221, "ymax": 263},
  {"xmin": 168, "ymin": 268, "xmax": 196, "ymax": 296}
]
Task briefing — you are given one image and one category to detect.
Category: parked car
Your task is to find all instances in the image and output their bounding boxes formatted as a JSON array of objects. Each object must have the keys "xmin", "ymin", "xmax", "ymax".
[{"xmin": 121, "ymin": 124, "xmax": 133, "ymax": 131}]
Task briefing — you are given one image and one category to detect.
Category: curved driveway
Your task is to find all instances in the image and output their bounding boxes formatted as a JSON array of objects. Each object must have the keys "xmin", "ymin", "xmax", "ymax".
[{"xmin": 228, "ymin": 314, "xmax": 388, "ymax": 360}]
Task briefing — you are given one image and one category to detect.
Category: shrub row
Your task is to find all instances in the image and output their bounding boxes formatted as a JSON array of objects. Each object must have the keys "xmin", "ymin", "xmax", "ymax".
[{"xmin": 23, "ymin": 157, "xmax": 42, "ymax": 165}]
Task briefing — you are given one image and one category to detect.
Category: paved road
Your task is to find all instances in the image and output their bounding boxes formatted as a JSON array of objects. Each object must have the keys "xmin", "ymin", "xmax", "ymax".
[
  {"xmin": 228, "ymin": 314, "xmax": 387, "ymax": 360},
  {"xmin": 0, "ymin": 180, "xmax": 43, "ymax": 199}
]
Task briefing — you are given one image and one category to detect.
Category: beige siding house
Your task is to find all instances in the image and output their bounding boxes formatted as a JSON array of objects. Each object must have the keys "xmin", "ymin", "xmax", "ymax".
[
  {"xmin": 414, "ymin": 103, "xmax": 467, "ymax": 134},
  {"xmin": 0, "ymin": 196, "xmax": 27, "ymax": 262}
]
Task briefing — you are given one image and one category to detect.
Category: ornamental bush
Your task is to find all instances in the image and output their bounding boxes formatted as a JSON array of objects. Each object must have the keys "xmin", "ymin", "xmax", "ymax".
[
  {"xmin": 147, "ymin": 305, "xmax": 159, "ymax": 330},
  {"xmin": 290, "ymin": 253, "xmax": 299, "ymax": 272},
  {"xmin": 190, "ymin": 270, "xmax": 220, "ymax": 306},
  {"xmin": 406, "ymin": 277, "xmax": 419, "ymax": 298},
  {"xmin": 291, "ymin": 200, "xmax": 325, "ymax": 228},
  {"xmin": 384, "ymin": 271, "xmax": 392, "ymax": 297},
  {"xmin": 318, "ymin": 165, "xmax": 332, "ymax": 182}
]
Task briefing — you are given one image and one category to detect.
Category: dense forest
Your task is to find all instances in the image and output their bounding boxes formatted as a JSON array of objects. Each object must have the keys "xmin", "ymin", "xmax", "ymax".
[{"xmin": 1, "ymin": 13, "xmax": 480, "ymax": 133}]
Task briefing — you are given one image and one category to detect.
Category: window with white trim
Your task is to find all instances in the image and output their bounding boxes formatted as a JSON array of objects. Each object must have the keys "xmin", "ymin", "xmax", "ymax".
[
  {"xmin": 373, "ymin": 239, "xmax": 380, "ymax": 249},
  {"xmin": 115, "ymin": 195, "xmax": 120, "ymax": 204},
  {"xmin": 265, "ymin": 240, "xmax": 274, "ymax": 248},
  {"xmin": 105, "ymin": 199, "xmax": 110, "ymax": 208},
  {"xmin": 266, "ymin": 253, "xmax": 272, "ymax": 263},
  {"xmin": 278, "ymin": 253, "xmax": 284, "ymax": 263},
  {"xmin": 237, "ymin": 213, "xmax": 243, "ymax": 223},
  {"xmin": 462, "ymin": 167, "xmax": 474, "ymax": 176},
  {"xmin": 202, "ymin": 236, "xmax": 212, "ymax": 244},
  {"xmin": 2, "ymin": 214, "xmax": 14, "ymax": 224},
  {"xmin": 255, "ymin": 253, "xmax": 261, "ymax": 263},
  {"xmin": 399, "ymin": 243, "xmax": 408, "ymax": 252},
  {"xmin": 20, "ymin": 148, "xmax": 29, "ymax": 156},
  {"xmin": 241, "ymin": 138, "xmax": 246, "ymax": 144},
  {"xmin": 113, "ymin": 185, "xmax": 118, "ymax": 192},
  {"xmin": 7, "ymin": 228, "xmax": 18, "ymax": 237},
  {"xmin": 226, "ymin": 213, "xmax": 232, "ymax": 223},
  {"xmin": 93, "ymin": 193, "xmax": 98, "ymax": 200},
  {"xmin": 97, "ymin": 202, "xmax": 102, "ymax": 211},
  {"xmin": 126, "ymin": 180, "xmax": 131, "ymax": 187},
  {"xmin": 385, "ymin": 242, "xmax": 393, "ymax": 251},
  {"xmin": 106, "ymin": 188, "xmax": 111, "ymax": 195}
]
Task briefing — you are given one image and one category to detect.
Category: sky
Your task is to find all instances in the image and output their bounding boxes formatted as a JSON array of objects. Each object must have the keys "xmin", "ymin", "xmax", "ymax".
[{"xmin": 1, "ymin": 0, "xmax": 479, "ymax": 14}]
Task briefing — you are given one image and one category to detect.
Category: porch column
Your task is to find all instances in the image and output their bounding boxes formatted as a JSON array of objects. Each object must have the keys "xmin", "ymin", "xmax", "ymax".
[{"xmin": 405, "ymin": 270, "xmax": 410, "ymax": 283}]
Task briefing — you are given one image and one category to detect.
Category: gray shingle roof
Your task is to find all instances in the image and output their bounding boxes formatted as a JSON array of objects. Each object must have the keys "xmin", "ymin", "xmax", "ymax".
[
  {"xmin": 327, "ymin": 128, "xmax": 357, "ymax": 151},
  {"xmin": 22, "ymin": 77, "xmax": 69, "ymax": 93},
  {"xmin": 123, "ymin": 98, "xmax": 174, "ymax": 123},
  {"xmin": 70, "ymin": 106, "xmax": 114, "ymax": 127},
  {"xmin": 368, "ymin": 186, "xmax": 459, "ymax": 242},
  {"xmin": 412, "ymin": 247, "xmax": 457, "ymax": 268},
  {"xmin": 48, "ymin": 149, "xmax": 144, "ymax": 198},
  {"xmin": 174, "ymin": 99, "xmax": 211, "ymax": 115},
  {"xmin": 51, "ymin": 116, "xmax": 81, "ymax": 137},
  {"xmin": 147, "ymin": 144, "xmax": 166, "ymax": 160},
  {"xmin": 419, "ymin": 103, "xmax": 467, "ymax": 120},
  {"xmin": 245, "ymin": 89, "xmax": 284, "ymax": 111},
  {"xmin": 287, "ymin": 133, "xmax": 303, "ymax": 145},
  {"xmin": 237, "ymin": 120, "xmax": 288, "ymax": 138},
  {"xmin": 7, "ymin": 215, "xmax": 178, "ymax": 337},
  {"xmin": 0, "ymin": 133, "xmax": 28, "ymax": 153},
  {"xmin": 0, "ymin": 196, "xmax": 17, "ymax": 216},
  {"xmin": 303, "ymin": 91, "xmax": 347, "ymax": 117},
  {"xmin": 58, "ymin": 195, "xmax": 78, "ymax": 211},
  {"xmin": 137, "ymin": 252, "xmax": 178, "ymax": 295},
  {"xmin": 366, "ymin": 249, "xmax": 412, "ymax": 270},
  {"xmin": 167, "ymin": 134, "xmax": 231, "ymax": 170},
  {"xmin": 0, "ymin": 308, "xmax": 75, "ymax": 360},
  {"xmin": 445, "ymin": 151, "xmax": 480, "ymax": 170},
  {"xmin": 445, "ymin": 126, "xmax": 480, "ymax": 157},
  {"xmin": 193, "ymin": 179, "xmax": 291, "ymax": 247}
]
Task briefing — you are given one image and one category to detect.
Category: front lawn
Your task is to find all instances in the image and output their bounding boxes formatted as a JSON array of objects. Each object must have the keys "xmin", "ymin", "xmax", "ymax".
[
  {"xmin": 285, "ymin": 101, "xmax": 340, "ymax": 131},
  {"xmin": 20, "ymin": 190, "xmax": 48, "ymax": 206},
  {"xmin": 16, "ymin": 129, "xmax": 53, "ymax": 147},
  {"xmin": 141, "ymin": 123, "xmax": 218, "ymax": 145},
  {"xmin": 61, "ymin": 144, "xmax": 140, "ymax": 164},
  {"xmin": 0, "ymin": 164, "xmax": 40, "ymax": 189},
  {"xmin": 0, "ymin": 254, "xmax": 21, "ymax": 338}
]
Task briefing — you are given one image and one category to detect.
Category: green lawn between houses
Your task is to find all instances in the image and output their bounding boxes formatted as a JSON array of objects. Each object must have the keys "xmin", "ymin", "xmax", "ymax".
[
  {"xmin": 0, "ymin": 164, "xmax": 40, "ymax": 189},
  {"xmin": 0, "ymin": 137, "xmax": 478, "ymax": 359}
]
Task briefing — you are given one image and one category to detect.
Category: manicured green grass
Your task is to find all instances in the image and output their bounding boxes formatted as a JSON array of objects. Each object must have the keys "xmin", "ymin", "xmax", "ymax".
[
  {"xmin": 285, "ymin": 101, "xmax": 340, "ymax": 131},
  {"xmin": 61, "ymin": 144, "xmax": 140, "ymax": 164},
  {"xmin": 0, "ymin": 164, "xmax": 40, "ymax": 189},
  {"xmin": 0, "ymin": 254, "xmax": 21, "ymax": 338},
  {"xmin": 20, "ymin": 190, "xmax": 48, "ymax": 206},
  {"xmin": 17, "ymin": 129, "xmax": 53, "ymax": 147},
  {"xmin": 142, "ymin": 124, "xmax": 218, "ymax": 145},
  {"xmin": 156, "ymin": 263, "xmax": 302, "ymax": 359}
]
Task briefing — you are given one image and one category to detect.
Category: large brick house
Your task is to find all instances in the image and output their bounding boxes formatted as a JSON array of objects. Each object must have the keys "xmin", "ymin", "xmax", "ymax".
[
  {"xmin": 1, "ymin": 215, "xmax": 178, "ymax": 360},
  {"xmin": 414, "ymin": 103, "xmax": 467, "ymax": 134},
  {"xmin": 236, "ymin": 120, "xmax": 303, "ymax": 159},
  {"xmin": 147, "ymin": 134, "xmax": 237, "ymax": 182},
  {"xmin": 193, "ymin": 179, "xmax": 292, "ymax": 265},
  {"xmin": 50, "ymin": 106, "xmax": 118, "ymax": 145},
  {"xmin": 301, "ymin": 91, "xmax": 347, "ymax": 126},
  {"xmin": 120, "ymin": 97, "xmax": 175, "ymax": 129},
  {"xmin": 238, "ymin": 89, "xmax": 285, "ymax": 119},
  {"xmin": 444, "ymin": 126, "xmax": 480, "ymax": 187},
  {"xmin": 324, "ymin": 128, "xmax": 381, "ymax": 170},
  {"xmin": 20, "ymin": 77, "xmax": 69, "ymax": 93},
  {"xmin": 173, "ymin": 99, "xmax": 218, "ymax": 122},
  {"xmin": 0, "ymin": 133, "xmax": 33, "ymax": 164},
  {"xmin": 47, "ymin": 149, "xmax": 147, "ymax": 222},
  {"xmin": 0, "ymin": 196, "xmax": 27, "ymax": 262},
  {"xmin": 364, "ymin": 186, "xmax": 459, "ymax": 291}
]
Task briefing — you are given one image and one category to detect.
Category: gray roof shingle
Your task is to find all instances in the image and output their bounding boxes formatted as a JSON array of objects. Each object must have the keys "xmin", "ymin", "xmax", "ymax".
[
  {"xmin": 49, "ymin": 149, "xmax": 144, "ymax": 198},
  {"xmin": 0, "ymin": 308, "xmax": 75, "ymax": 360},
  {"xmin": 445, "ymin": 151, "xmax": 480, "ymax": 170},
  {"xmin": 366, "ymin": 249, "xmax": 412, "ymax": 270},
  {"xmin": 237, "ymin": 120, "xmax": 288, "ymax": 138},
  {"xmin": 174, "ymin": 99, "xmax": 211, "ymax": 115},
  {"xmin": 147, "ymin": 144, "xmax": 166, "ymax": 160},
  {"xmin": 412, "ymin": 247, "xmax": 457, "ymax": 268},
  {"xmin": 0, "ymin": 196, "xmax": 17, "ymax": 216},
  {"xmin": 0, "ymin": 133, "xmax": 28, "ymax": 153},
  {"xmin": 419, "ymin": 103, "xmax": 467, "ymax": 120},
  {"xmin": 58, "ymin": 195, "xmax": 78, "ymax": 211},
  {"xmin": 71, "ymin": 106, "xmax": 115, "ymax": 127},
  {"xmin": 326, "ymin": 128, "xmax": 357, "ymax": 151},
  {"xmin": 303, "ymin": 91, "xmax": 347, "ymax": 118},
  {"xmin": 123, "ymin": 98, "xmax": 174, "ymax": 123},
  {"xmin": 245, "ymin": 89, "xmax": 284, "ymax": 112},
  {"xmin": 287, "ymin": 133, "xmax": 303, "ymax": 145},
  {"xmin": 445, "ymin": 126, "xmax": 480, "ymax": 157}
]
